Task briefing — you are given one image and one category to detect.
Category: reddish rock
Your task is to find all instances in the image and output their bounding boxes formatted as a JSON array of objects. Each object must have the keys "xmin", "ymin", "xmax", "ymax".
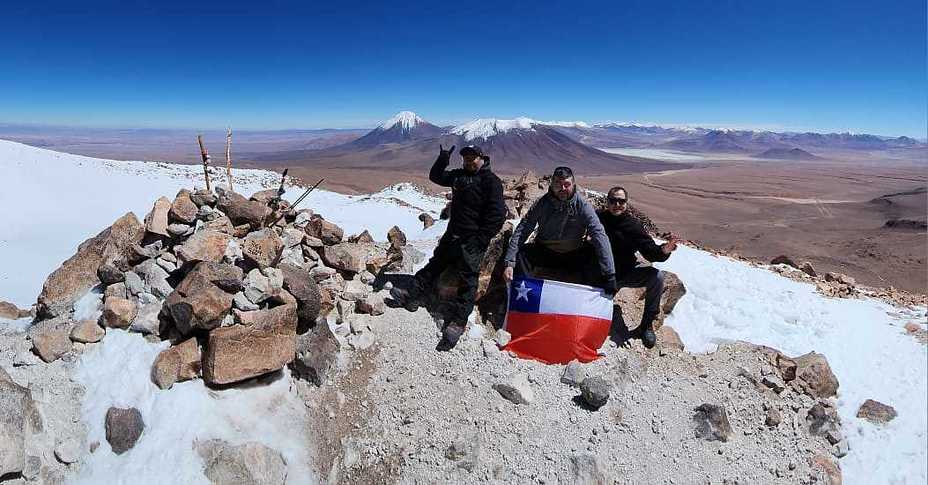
[
  {"xmin": 792, "ymin": 351, "xmax": 839, "ymax": 399},
  {"xmin": 322, "ymin": 242, "xmax": 368, "ymax": 273},
  {"xmin": 144, "ymin": 197, "xmax": 172, "ymax": 237},
  {"xmin": 0, "ymin": 300, "xmax": 24, "ymax": 320},
  {"xmin": 306, "ymin": 216, "xmax": 344, "ymax": 245},
  {"xmin": 387, "ymin": 225, "xmax": 407, "ymax": 250},
  {"xmin": 660, "ymin": 271, "xmax": 686, "ymax": 315},
  {"xmin": 216, "ymin": 189, "xmax": 271, "ymax": 230},
  {"xmin": 167, "ymin": 285, "xmax": 233, "ymax": 335},
  {"xmin": 418, "ymin": 212, "xmax": 435, "ymax": 229},
  {"xmin": 169, "ymin": 190, "xmax": 199, "ymax": 225},
  {"xmin": 811, "ymin": 454, "xmax": 842, "ymax": 485},
  {"xmin": 657, "ymin": 325, "xmax": 684, "ymax": 353},
  {"xmin": 174, "ymin": 229, "xmax": 232, "ymax": 266},
  {"xmin": 151, "ymin": 337, "xmax": 201, "ymax": 389},
  {"xmin": 242, "ymin": 229, "xmax": 284, "ymax": 270},
  {"xmin": 350, "ymin": 230, "xmax": 375, "ymax": 244},
  {"xmin": 30, "ymin": 321, "xmax": 73, "ymax": 362},
  {"xmin": 279, "ymin": 264, "xmax": 322, "ymax": 333},
  {"xmin": 176, "ymin": 262, "xmax": 244, "ymax": 295},
  {"xmin": 202, "ymin": 304, "xmax": 298, "ymax": 385},
  {"xmin": 856, "ymin": 399, "xmax": 897, "ymax": 424},
  {"xmin": 37, "ymin": 213, "xmax": 145, "ymax": 318},
  {"xmin": 70, "ymin": 319, "xmax": 105, "ymax": 343},
  {"xmin": 101, "ymin": 297, "xmax": 139, "ymax": 329}
]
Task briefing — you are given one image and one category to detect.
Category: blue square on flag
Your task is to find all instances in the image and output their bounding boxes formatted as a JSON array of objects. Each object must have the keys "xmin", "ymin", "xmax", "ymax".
[{"xmin": 509, "ymin": 277, "xmax": 543, "ymax": 313}]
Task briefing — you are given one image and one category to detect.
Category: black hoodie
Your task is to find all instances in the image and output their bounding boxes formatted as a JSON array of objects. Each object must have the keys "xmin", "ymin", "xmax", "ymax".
[
  {"xmin": 597, "ymin": 209, "xmax": 669, "ymax": 277},
  {"xmin": 429, "ymin": 153, "xmax": 506, "ymax": 248}
]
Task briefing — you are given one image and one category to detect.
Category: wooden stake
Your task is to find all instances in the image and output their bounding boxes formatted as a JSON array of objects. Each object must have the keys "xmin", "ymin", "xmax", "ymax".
[
  {"xmin": 225, "ymin": 127, "xmax": 233, "ymax": 191},
  {"xmin": 197, "ymin": 134, "xmax": 211, "ymax": 192}
]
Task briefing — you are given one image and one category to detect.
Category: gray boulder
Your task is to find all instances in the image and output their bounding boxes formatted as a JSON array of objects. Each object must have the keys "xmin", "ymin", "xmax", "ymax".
[
  {"xmin": 580, "ymin": 376, "xmax": 611, "ymax": 409},
  {"xmin": 693, "ymin": 403, "xmax": 733, "ymax": 442},
  {"xmin": 196, "ymin": 439, "xmax": 287, "ymax": 485},
  {"xmin": 105, "ymin": 407, "xmax": 145, "ymax": 455},
  {"xmin": 1, "ymin": 367, "xmax": 40, "ymax": 477}
]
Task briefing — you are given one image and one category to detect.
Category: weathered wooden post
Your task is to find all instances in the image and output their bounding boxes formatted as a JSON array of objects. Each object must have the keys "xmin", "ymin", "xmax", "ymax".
[
  {"xmin": 225, "ymin": 127, "xmax": 233, "ymax": 191},
  {"xmin": 197, "ymin": 134, "xmax": 212, "ymax": 192}
]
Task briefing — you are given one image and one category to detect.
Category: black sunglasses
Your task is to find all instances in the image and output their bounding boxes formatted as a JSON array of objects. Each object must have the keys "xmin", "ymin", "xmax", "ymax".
[{"xmin": 607, "ymin": 196, "xmax": 627, "ymax": 205}]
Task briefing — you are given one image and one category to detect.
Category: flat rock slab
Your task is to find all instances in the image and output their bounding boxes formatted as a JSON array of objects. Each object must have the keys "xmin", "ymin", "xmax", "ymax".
[{"xmin": 203, "ymin": 304, "xmax": 298, "ymax": 385}]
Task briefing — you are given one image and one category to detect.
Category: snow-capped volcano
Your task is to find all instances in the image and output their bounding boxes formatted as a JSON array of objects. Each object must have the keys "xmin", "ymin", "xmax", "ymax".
[
  {"xmin": 346, "ymin": 111, "xmax": 444, "ymax": 148},
  {"xmin": 450, "ymin": 117, "xmax": 539, "ymax": 141},
  {"xmin": 379, "ymin": 110, "xmax": 426, "ymax": 132}
]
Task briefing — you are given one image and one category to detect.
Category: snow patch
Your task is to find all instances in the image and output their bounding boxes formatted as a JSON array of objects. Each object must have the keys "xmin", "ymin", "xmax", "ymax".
[
  {"xmin": 541, "ymin": 120, "xmax": 590, "ymax": 128},
  {"xmin": 658, "ymin": 245, "xmax": 927, "ymax": 485},
  {"xmin": 72, "ymin": 330, "xmax": 313, "ymax": 485},
  {"xmin": 451, "ymin": 117, "xmax": 538, "ymax": 141},
  {"xmin": 378, "ymin": 111, "xmax": 424, "ymax": 131}
]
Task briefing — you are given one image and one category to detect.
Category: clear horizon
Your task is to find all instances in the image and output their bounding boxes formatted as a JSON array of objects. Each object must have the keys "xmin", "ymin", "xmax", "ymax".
[{"xmin": 2, "ymin": 0, "xmax": 925, "ymax": 137}]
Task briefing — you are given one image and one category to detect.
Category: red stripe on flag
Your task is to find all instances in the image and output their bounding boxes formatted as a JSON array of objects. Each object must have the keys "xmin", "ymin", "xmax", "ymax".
[{"xmin": 503, "ymin": 311, "xmax": 611, "ymax": 364}]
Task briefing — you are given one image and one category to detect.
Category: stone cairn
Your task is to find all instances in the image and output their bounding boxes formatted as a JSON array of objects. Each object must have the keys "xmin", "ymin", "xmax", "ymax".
[{"xmin": 29, "ymin": 185, "xmax": 419, "ymax": 389}]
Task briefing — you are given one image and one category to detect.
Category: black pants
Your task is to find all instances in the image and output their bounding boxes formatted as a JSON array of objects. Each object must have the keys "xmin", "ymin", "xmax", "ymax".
[
  {"xmin": 616, "ymin": 266, "xmax": 665, "ymax": 325},
  {"xmin": 414, "ymin": 233, "xmax": 484, "ymax": 325},
  {"xmin": 513, "ymin": 242, "xmax": 603, "ymax": 286}
]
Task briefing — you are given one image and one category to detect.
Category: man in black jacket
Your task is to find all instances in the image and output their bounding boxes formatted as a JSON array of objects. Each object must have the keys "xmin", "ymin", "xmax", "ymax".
[
  {"xmin": 597, "ymin": 186, "xmax": 678, "ymax": 348},
  {"xmin": 390, "ymin": 144, "xmax": 506, "ymax": 351}
]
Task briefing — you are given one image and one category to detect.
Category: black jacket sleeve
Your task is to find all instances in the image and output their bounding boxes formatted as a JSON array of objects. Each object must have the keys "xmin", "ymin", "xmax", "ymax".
[
  {"xmin": 630, "ymin": 219, "xmax": 670, "ymax": 263},
  {"xmin": 477, "ymin": 175, "xmax": 507, "ymax": 247},
  {"xmin": 429, "ymin": 152, "xmax": 456, "ymax": 187}
]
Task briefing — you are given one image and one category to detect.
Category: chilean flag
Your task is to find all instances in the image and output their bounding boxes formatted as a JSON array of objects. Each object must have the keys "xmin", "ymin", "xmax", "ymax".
[{"xmin": 503, "ymin": 276, "xmax": 615, "ymax": 364}]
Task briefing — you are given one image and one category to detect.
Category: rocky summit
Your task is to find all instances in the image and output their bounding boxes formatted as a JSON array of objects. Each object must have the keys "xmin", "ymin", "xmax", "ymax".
[{"xmin": 0, "ymin": 174, "xmax": 874, "ymax": 485}]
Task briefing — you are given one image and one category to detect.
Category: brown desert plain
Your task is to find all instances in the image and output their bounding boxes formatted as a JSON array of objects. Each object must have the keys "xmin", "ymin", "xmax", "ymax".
[{"xmin": 262, "ymin": 151, "xmax": 927, "ymax": 294}]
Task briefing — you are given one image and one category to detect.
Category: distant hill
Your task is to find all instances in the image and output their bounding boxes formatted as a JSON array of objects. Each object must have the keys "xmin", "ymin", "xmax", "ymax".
[
  {"xmin": 252, "ymin": 114, "xmax": 687, "ymax": 175},
  {"xmin": 752, "ymin": 147, "xmax": 821, "ymax": 160}
]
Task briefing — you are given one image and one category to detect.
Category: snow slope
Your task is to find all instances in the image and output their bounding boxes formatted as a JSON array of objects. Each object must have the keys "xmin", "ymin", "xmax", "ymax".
[
  {"xmin": 451, "ymin": 117, "xmax": 538, "ymax": 140},
  {"xmin": 0, "ymin": 139, "xmax": 446, "ymax": 308},
  {"xmin": 657, "ymin": 246, "xmax": 927, "ymax": 485}
]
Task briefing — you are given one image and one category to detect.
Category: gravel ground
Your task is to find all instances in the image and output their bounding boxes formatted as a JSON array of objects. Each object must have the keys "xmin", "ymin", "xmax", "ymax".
[
  {"xmin": 318, "ymin": 300, "xmax": 840, "ymax": 485},
  {"xmin": 0, "ymin": 325, "xmax": 87, "ymax": 485}
]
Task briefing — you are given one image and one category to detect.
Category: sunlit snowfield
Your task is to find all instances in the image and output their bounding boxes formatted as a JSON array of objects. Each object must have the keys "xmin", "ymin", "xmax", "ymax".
[{"xmin": 0, "ymin": 139, "xmax": 924, "ymax": 484}]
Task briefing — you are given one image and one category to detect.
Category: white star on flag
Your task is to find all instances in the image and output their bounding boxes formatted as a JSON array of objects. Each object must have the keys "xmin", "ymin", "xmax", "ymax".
[{"xmin": 515, "ymin": 281, "xmax": 532, "ymax": 301}]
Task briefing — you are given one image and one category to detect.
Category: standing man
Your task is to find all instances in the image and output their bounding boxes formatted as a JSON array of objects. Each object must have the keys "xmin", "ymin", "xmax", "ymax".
[
  {"xmin": 390, "ymin": 144, "xmax": 506, "ymax": 351},
  {"xmin": 503, "ymin": 166, "xmax": 617, "ymax": 293},
  {"xmin": 597, "ymin": 186, "xmax": 678, "ymax": 348}
]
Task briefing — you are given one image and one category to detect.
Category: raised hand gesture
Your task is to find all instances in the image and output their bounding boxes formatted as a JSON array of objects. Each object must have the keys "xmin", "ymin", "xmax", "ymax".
[{"xmin": 438, "ymin": 144, "xmax": 456, "ymax": 160}]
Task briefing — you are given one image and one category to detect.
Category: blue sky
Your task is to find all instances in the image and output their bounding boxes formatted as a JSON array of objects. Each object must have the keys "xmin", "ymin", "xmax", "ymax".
[{"xmin": 1, "ymin": 0, "xmax": 925, "ymax": 137}]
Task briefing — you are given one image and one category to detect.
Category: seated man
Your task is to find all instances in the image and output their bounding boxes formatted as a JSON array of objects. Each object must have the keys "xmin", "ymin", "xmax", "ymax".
[
  {"xmin": 390, "ymin": 144, "xmax": 506, "ymax": 351},
  {"xmin": 597, "ymin": 186, "xmax": 678, "ymax": 348},
  {"xmin": 503, "ymin": 166, "xmax": 617, "ymax": 294}
]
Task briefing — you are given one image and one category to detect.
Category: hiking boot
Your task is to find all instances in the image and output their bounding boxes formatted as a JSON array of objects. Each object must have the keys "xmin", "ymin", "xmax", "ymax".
[
  {"xmin": 389, "ymin": 284, "xmax": 422, "ymax": 310},
  {"xmin": 436, "ymin": 323, "xmax": 466, "ymax": 352},
  {"xmin": 640, "ymin": 323, "xmax": 657, "ymax": 349}
]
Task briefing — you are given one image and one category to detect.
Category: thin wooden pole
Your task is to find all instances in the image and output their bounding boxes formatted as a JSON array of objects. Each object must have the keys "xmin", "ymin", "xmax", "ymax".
[
  {"xmin": 197, "ymin": 134, "xmax": 211, "ymax": 192},
  {"xmin": 225, "ymin": 127, "xmax": 233, "ymax": 191}
]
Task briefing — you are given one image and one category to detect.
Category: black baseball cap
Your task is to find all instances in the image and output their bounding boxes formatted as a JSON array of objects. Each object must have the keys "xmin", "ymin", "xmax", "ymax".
[{"xmin": 460, "ymin": 145, "xmax": 486, "ymax": 159}]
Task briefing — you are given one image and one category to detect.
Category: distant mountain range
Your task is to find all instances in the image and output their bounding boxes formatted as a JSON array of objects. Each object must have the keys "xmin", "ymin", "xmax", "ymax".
[
  {"xmin": 252, "ymin": 112, "xmax": 683, "ymax": 175},
  {"xmin": 550, "ymin": 123, "xmax": 924, "ymax": 153}
]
